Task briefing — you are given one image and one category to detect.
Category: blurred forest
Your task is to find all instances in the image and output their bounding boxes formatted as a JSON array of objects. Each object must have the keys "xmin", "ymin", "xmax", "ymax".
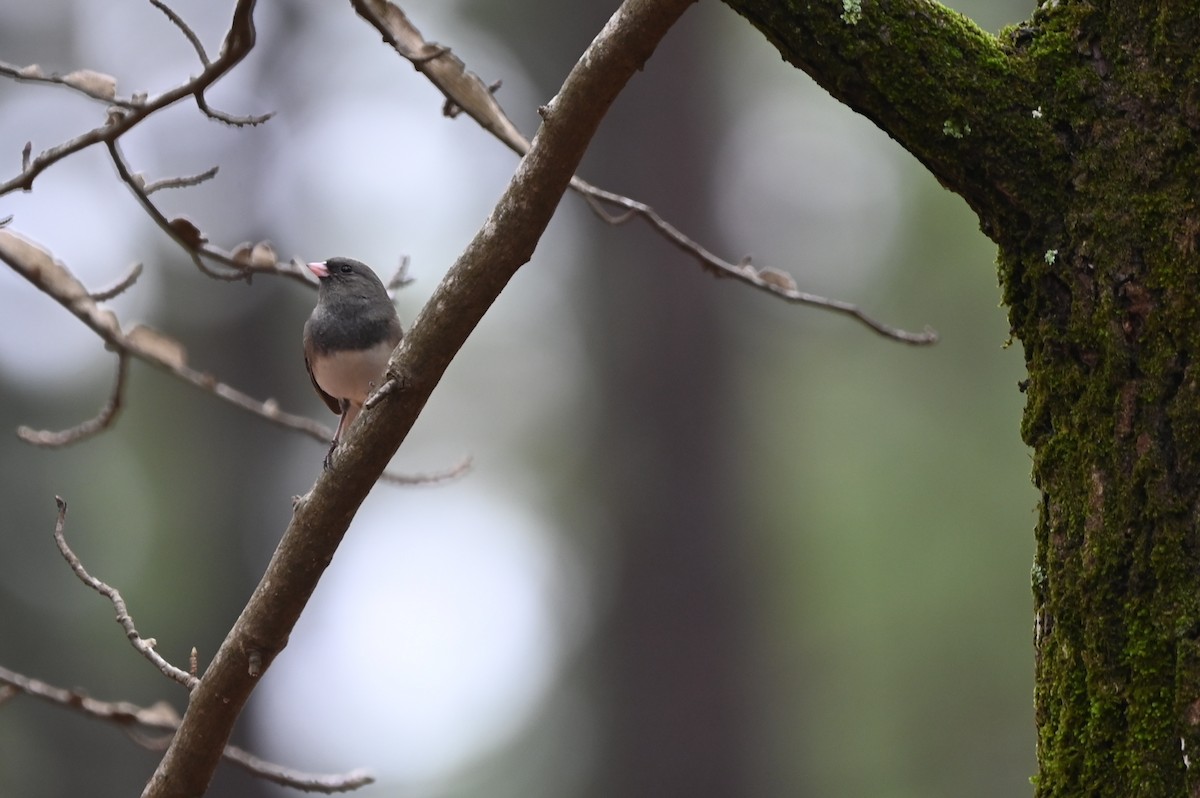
[{"xmin": 1, "ymin": 0, "xmax": 1037, "ymax": 796}]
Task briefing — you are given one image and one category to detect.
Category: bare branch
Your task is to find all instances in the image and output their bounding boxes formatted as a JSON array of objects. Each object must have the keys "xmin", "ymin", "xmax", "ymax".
[
  {"xmin": 443, "ymin": 78, "xmax": 502, "ymax": 118},
  {"xmin": 107, "ymin": 139, "xmax": 310, "ymax": 285},
  {"xmin": 147, "ymin": 0, "xmax": 211, "ymax": 67},
  {"xmin": 91, "ymin": 262, "xmax": 145, "ymax": 301},
  {"xmin": 18, "ymin": 354, "xmax": 130, "ymax": 446},
  {"xmin": 580, "ymin": 185, "xmax": 939, "ymax": 344},
  {"xmin": 107, "ymin": 140, "xmax": 245, "ymax": 281},
  {"xmin": 0, "ymin": 664, "xmax": 183, "ymax": 727},
  {"xmin": 53, "ymin": 497, "xmax": 199, "ymax": 689},
  {"xmin": 11, "ymin": 40, "xmax": 372, "ymax": 315},
  {"xmin": 143, "ymin": 165, "xmax": 219, "ymax": 194},
  {"xmin": 125, "ymin": 729, "xmax": 376, "ymax": 793},
  {"xmin": 0, "ymin": 0, "xmax": 261, "ymax": 197},
  {"xmin": 195, "ymin": 92, "xmax": 274, "ymax": 127},
  {"xmin": 0, "ymin": 664, "xmax": 374, "ymax": 793},
  {"xmin": 349, "ymin": 0, "xmax": 528, "ymax": 153},
  {"xmin": 386, "ymin": 254, "xmax": 414, "ymax": 295},
  {"xmin": 378, "ymin": 454, "xmax": 472, "ymax": 486},
  {"xmin": 221, "ymin": 746, "xmax": 375, "ymax": 793},
  {"xmin": 352, "ymin": 0, "xmax": 936, "ymax": 345}
]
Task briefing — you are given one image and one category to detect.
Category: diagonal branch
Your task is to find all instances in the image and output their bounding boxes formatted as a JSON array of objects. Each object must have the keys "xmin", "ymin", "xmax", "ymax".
[
  {"xmin": 348, "ymin": 0, "xmax": 528, "ymax": 152},
  {"xmin": 141, "ymin": 0, "xmax": 698, "ymax": 794},
  {"xmin": 350, "ymin": 0, "xmax": 935, "ymax": 345},
  {"xmin": 53, "ymin": 497, "xmax": 198, "ymax": 689},
  {"xmin": 579, "ymin": 187, "xmax": 938, "ymax": 343}
]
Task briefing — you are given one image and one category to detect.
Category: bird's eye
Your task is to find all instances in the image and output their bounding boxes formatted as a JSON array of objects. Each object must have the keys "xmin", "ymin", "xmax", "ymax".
[{"xmin": 339, "ymin": 263, "xmax": 353, "ymax": 274}]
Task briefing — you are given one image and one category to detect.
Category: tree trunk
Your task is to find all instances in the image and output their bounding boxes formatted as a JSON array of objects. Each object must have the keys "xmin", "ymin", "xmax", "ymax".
[
  {"xmin": 723, "ymin": 0, "xmax": 1200, "ymax": 794},
  {"xmin": 580, "ymin": 12, "xmax": 752, "ymax": 796}
]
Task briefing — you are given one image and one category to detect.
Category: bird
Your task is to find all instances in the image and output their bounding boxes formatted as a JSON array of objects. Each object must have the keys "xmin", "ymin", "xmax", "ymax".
[{"xmin": 302, "ymin": 257, "xmax": 403, "ymax": 469}]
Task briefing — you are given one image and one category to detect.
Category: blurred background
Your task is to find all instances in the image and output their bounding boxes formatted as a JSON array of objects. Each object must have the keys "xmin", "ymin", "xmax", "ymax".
[{"xmin": 0, "ymin": 1, "xmax": 1036, "ymax": 796}]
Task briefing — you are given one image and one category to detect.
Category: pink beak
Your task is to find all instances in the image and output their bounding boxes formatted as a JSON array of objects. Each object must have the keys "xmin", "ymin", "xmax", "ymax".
[{"xmin": 307, "ymin": 261, "xmax": 330, "ymax": 279}]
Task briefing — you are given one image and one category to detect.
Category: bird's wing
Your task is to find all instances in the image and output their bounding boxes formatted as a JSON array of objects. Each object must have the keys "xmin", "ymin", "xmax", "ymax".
[{"xmin": 305, "ymin": 353, "xmax": 343, "ymax": 415}]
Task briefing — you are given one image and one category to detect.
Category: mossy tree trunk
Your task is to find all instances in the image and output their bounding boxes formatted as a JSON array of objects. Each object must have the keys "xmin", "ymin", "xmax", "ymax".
[{"xmin": 722, "ymin": 0, "xmax": 1200, "ymax": 794}]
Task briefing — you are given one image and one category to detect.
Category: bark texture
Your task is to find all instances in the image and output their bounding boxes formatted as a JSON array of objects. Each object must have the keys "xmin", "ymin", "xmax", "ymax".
[{"xmin": 722, "ymin": 0, "xmax": 1200, "ymax": 795}]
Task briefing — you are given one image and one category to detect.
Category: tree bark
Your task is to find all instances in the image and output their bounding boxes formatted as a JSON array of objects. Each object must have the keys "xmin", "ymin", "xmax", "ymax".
[{"xmin": 723, "ymin": 0, "xmax": 1200, "ymax": 794}]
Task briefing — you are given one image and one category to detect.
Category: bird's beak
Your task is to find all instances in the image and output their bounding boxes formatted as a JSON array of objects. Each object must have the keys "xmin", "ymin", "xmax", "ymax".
[{"xmin": 307, "ymin": 261, "xmax": 330, "ymax": 279}]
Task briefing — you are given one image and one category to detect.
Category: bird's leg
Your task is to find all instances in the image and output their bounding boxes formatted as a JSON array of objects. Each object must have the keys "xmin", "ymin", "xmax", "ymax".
[{"xmin": 324, "ymin": 399, "xmax": 352, "ymax": 470}]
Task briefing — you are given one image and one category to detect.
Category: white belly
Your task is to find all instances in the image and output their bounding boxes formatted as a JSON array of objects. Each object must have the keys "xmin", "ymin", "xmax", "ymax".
[{"xmin": 311, "ymin": 340, "xmax": 394, "ymax": 407}]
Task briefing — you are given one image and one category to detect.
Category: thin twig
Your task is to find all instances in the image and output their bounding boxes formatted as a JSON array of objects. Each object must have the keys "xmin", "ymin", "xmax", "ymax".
[
  {"xmin": 17, "ymin": 354, "xmax": 130, "ymax": 446},
  {"xmin": 579, "ymin": 185, "xmax": 939, "ymax": 344},
  {"xmin": 148, "ymin": 0, "xmax": 211, "ymax": 67},
  {"xmin": 350, "ymin": 0, "xmax": 937, "ymax": 345},
  {"xmin": 107, "ymin": 139, "xmax": 247, "ymax": 281},
  {"xmin": 143, "ymin": 165, "xmax": 219, "ymax": 194},
  {"xmin": 0, "ymin": 663, "xmax": 182, "ymax": 727},
  {"xmin": 0, "ymin": 0, "xmax": 261, "ymax": 197},
  {"xmin": 0, "ymin": 663, "xmax": 375, "ymax": 793},
  {"xmin": 123, "ymin": 728, "xmax": 375, "ymax": 793},
  {"xmin": 222, "ymin": 746, "xmax": 375, "ymax": 793},
  {"xmin": 106, "ymin": 139, "xmax": 310, "ymax": 285},
  {"xmin": 378, "ymin": 454, "xmax": 472, "ymax": 485},
  {"xmin": 89, "ymin": 261, "xmax": 144, "ymax": 301},
  {"xmin": 386, "ymin": 254, "xmax": 415, "ymax": 295},
  {"xmin": 195, "ymin": 91, "xmax": 274, "ymax": 127},
  {"xmin": 53, "ymin": 497, "xmax": 199, "ymax": 689}
]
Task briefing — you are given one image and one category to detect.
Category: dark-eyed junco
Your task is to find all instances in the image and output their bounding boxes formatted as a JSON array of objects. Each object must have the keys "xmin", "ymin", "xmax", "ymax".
[{"xmin": 303, "ymin": 257, "xmax": 403, "ymax": 468}]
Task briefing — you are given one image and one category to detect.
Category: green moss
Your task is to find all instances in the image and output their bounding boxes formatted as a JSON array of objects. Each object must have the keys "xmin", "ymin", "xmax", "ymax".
[
  {"xmin": 941, "ymin": 119, "xmax": 971, "ymax": 138},
  {"xmin": 840, "ymin": 0, "xmax": 861, "ymax": 25}
]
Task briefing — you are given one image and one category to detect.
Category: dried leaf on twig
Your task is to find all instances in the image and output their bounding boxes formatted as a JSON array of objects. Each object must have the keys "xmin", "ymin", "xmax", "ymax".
[
  {"xmin": 61, "ymin": 69, "xmax": 118, "ymax": 100},
  {"xmin": 127, "ymin": 324, "xmax": 187, "ymax": 370},
  {"xmin": 167, "ymin": 217, "xmax": 207, "ymax": 248}
]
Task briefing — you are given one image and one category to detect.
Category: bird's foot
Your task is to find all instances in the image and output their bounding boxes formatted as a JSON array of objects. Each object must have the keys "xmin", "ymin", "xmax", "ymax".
[{"xmin": 323, "ymin": 439, "xmax": 339, "ymax": 470}]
